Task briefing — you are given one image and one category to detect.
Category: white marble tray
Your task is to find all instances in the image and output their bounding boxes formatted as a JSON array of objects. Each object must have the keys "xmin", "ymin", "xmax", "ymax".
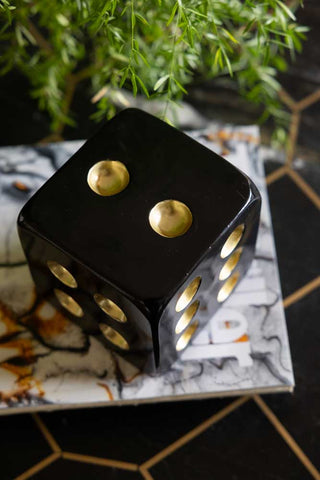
[{"xmin": 0, "ymin": 124, "xmax": 294, "ymax": 414}]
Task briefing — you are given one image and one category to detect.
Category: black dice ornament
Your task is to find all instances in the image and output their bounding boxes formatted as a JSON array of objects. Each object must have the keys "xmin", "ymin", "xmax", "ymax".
[{"xmin": 18, "ymin": 109, "xmax": 261, "ymax": 373}]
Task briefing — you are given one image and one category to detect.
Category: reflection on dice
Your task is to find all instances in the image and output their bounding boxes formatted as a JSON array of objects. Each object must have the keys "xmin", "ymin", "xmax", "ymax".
[{"xmin": 18, "ymin": 109, "xmax": 261, "ymax": 372}]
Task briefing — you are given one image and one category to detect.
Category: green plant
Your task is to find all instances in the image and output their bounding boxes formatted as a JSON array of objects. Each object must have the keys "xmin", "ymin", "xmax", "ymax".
[{"xmin": 0, "ymin": 0, "xmax": 307, "ymax": 135}]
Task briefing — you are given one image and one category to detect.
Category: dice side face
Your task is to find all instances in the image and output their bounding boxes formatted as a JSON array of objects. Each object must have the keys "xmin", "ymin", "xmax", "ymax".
[
  {"xmin": 157, "ymin": 184, "xmax": 261, "ymax": 372},
  {"xmin": 18, "ymin": 222, "xmax": 155, "ymax": 371}
]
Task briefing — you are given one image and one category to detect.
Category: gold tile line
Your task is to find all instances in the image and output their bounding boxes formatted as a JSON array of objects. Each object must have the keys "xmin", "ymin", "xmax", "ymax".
[
  {"xmin": 278, "ymin": 88, "xmax": 297, "ymax": 110},
  {"xmin": 32, "ymin": 413, "xmax": 61, "ymax": 453},
  {"xmin": 286, "ymin": 111, "xmax": 300, "ymax": 166},
  {"xmin": 140, "ymin": 395, "xmax": 249, "ymax": 470},
  {"xmin": 13, "ymin": 452, "xmax": 60, "ymax": 480},
  {"xmin": 279, "ymin": 85, "xmax": 320, "ymax": 113},
  {"xmin": 287, "ymin": 168, "xmax": 320, "ymax": 210},
  {"xmin": 277, "ymin": 85, "xmax": 320, "ymax": 167},
  {"xmin": 283, "ymin": 276, "xmax": 320, "ymax": 309},
  {"xmin": 295, "ymin": 88, "xmax": 320, "ymax": 112},
  {"xmin": 254, "ymin": 396, "xmax": 320, "ymax": 480},
  {"xmin": 62, "ymin": 451, "xmax": 139, "ymax": 471},
  {"xmin": 139, "ymin": 466, "xmax": 155, "ymax": 480},
  {"xmin": 265, "ymin": 166, "xmax": 289, "ymax": 186}
]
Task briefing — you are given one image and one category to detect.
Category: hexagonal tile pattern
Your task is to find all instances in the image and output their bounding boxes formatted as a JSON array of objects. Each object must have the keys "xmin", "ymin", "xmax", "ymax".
[
  {"xmin": 40, "ymin": 397, "xmax": 232, "ymax": 464},
  {"xmin": 0, "ymin": 414, "xmax": 52, "ymax": 480},
  {"xmin": 149, "ymin": 400, "xmax": 312, "ymax": 480}
]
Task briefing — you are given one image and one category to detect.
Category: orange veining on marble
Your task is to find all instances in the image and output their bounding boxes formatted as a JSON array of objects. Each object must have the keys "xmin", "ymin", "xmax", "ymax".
[
  {"xmin": 0, "ymin": 338, "xmax": 35, "ymax": 360},
  {"xmin": 112, "ymin": 353, "xmax": 141, "ymax": 384},
  {"xmin": 22, "ymin": 301, "xmax": 69, "ymax": 339},
  {"xmin": 2, "ymin": 362, "xmax": 32, "ymax": 378},
  {"xmin": 0, "ymin": 301, "xmax": 22, "ymax": 337},
  {"xmin": 121, "ymin": 371, "xmax": 141, "ymax": 383},
  {"xmin": 97, "ymin": 382, "xmax": 114, "ymax": 400},
  {"xmin": 0, "ymin": 363, "xmax": 44, "ymax": 402}
]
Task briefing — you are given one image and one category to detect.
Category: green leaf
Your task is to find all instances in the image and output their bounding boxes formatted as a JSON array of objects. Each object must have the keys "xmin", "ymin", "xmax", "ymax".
[
  {"xmin": 135, "ymin": 49, "xmax": 149, "ymax": 66},
  {"xmin": 222, "ymin": 28, "xmax": 238, "ymax": 44},
  {"xmin": 243, "ymin": 18, "xmax": 255, "ymax": 34},
  {"xmin": 167, "ymin": 2, "xmax": 178, "ymax": 26},
  {"xmin": 119, "ymin": 67, "xmax": 129, "ymax": 88},
  {"xmin": 276, "ymin": 0, "xmax": 296, "ymax": 21},
  {"xmin": 221, "ymin": 47, "xmax": 233, "ymax": 76},
  {"xmin": 154, "ymin": 74, "xmax": 170, "ymax": 91},
  {"xmin": 136, "ymin": 75, "xmax": 149, "ymax": 97},
  {"xmin": 135, "ymin": 13, "xmax": 149, "ymax": 25},
  {"xmin": 164, "ymin": 115, "xmax": 175, "ymax": 127},
  {"xmin": 186, "ymin": 8, "xmax": 207, "ymax": 19},
  {"xmin": 214, "ymin": 48, "xmax": 222, "ymax": 68},
  {"xmin": 173, "ymin": 77, "xmax": 187, "ymax": 94},
  {"xmin": 56, "ymin": 14, "xmax": 69, "ymax": 27},
  {"xmin": 260, "ymin": 72, "xmax": 280, "ymax": 91},
  {"xmin": 131, "ymin": 72, "xmax": 137, "ymax": 96},
  {"xmin": 273, "ymin": 56, "xmax": 287, "ymax": 72}
]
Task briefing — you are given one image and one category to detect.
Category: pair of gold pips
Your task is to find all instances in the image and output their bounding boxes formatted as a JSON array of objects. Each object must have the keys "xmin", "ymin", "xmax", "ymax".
[{"xmin": 87, "ymin": 159, "xmax": 193, "ymax": 238}]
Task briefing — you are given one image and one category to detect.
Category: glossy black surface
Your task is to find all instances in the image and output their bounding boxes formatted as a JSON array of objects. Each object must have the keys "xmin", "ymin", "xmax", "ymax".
[
  {"xmin": 32, "ymin": 460, "xmax": 142, "ymax": 480},
  {"xmin": 40, "ymin": 397, "xmax": 231, "ymax": 463},
  {"xmin": 266, "ymin": 290, "xmax": 320, "ymax": 469},
  {"xmin": 264, "ymin": 167, "xmax": 320, "ymax": 470},
  {"xmin": 159, "ymin": 200, "xmax": 260, "ymax": 370},
  {"xmin": 267, "ymin": 175, "xmax": 320, "ymax": 298},
  {"xmin": 150, "ymin": 401, "xmax": 311, "ymax": 480},
  {"xmin": 18, "ymin": 109, "xmax": 260, "ymax": 370},
  {"xmin": 19, "ymin": 109, "xmax": 256, "ymax": 302},
  {"xmin": 0, "ymin": 414, "xmax": 51, "ymax": 479}
]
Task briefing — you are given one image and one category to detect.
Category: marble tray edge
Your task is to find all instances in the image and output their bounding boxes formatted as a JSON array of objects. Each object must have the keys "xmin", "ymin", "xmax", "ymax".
[{"xmin": 0, "ymin": 384, "xmax": 294, "ymax": 416}]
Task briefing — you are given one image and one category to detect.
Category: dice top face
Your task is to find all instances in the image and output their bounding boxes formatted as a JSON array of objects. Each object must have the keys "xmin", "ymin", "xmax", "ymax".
[{"xmin": 18, "ymin": 109, "xmax": 252, "ymax": 310}]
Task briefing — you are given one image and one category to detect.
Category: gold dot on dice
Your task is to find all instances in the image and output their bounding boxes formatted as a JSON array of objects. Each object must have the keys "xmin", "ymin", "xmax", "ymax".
[
  {"xmin": 175, "ymin": 300, "xmax": 199, "ymax": 335},
  {"xmin": 93, "ymin": 294, "xmax": 127, "ymax": 323},
  {"xmin": 219, "ymin": 248, "xmax": 242, "ymax": 281},
  {"xmin": 175, "ymin": 276, "xmax": 201, "ymax": 312},
  {"xmin": 217, "ymin": 271, "xmax": 240, "ymax": 303},
  {"xmin": 149, "ymin": 200, "xmax": 193, "ymax": 238},
  {"xmin": 54, "ymin": 289, "xmax": 84, "ymax": 317},
  {"xmin": 176, "ymin": 321, "xmax": 199, "ymax": 352},
  {"xmin": 47, "ymin": 260, "xmax": 78, "ymax": 288},
  {"xmin": 99, "ymin": 324, "xmax": 129, "ymax": 350},
  {"xmin": 87, "ymin": 160, "xmax": 129, "ymax": 196},
  {"xmin": 220, "ymin": 224, "xmax": 245, "ymax": 259}
]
